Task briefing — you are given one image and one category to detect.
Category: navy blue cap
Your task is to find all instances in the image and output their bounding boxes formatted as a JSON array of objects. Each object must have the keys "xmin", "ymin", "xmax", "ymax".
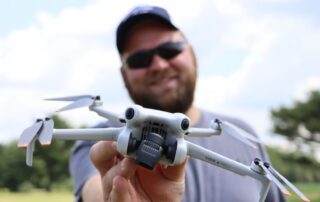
[{"xmin": 116, "ymin": 6, "xmax": 178, "ymax": 53}]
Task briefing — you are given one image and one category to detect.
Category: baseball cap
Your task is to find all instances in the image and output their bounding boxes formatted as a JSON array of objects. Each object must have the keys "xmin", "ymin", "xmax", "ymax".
[{"xmin": 116, "ymin": 5, "xmax": 178, "ymax": 53}]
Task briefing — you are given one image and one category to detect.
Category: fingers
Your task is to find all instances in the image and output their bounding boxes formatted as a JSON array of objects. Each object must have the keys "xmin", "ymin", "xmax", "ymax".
[
  {"xmin": 109, "ymin": 176, "xmax": 131, "ymax": 201},
  {"xmin": 90, "ymin": 140, "xmax": 188, "ymax": 182},
  {"xmin": 135, "ymin": 158, "xmax": 188, "ymax": 201},
  {"xmin": 91, "ymin": 141, "xmax": 139, "ymax": 201},
  {"xmin": 90, "ymin": 141, "xmax": 119, "ymax": 175},
  {"xmin": 102, "ymin": 158, "xmax": 138, "ymax": 200},
  {"xmin": 108, "ymin": 158, "xmax": 138, "ymax": 180},
  {"xmin": 90, "ymin": 140, "xmax": 188, "ymax": 202},
  {"xmin": 158, "ymin": 156, "xmax": 189, "ymax": 182}
]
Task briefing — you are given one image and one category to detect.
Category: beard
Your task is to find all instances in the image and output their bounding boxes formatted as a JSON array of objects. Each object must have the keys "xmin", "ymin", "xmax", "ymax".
[{"xmin": 125, "ymin": 70, "xmax": 197, "ymax": 113}]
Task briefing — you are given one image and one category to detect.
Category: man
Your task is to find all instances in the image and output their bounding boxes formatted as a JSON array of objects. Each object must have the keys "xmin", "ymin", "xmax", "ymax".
[{"xmin": 70, "ymin": 5, "xmax": 286, "ymax": 202}]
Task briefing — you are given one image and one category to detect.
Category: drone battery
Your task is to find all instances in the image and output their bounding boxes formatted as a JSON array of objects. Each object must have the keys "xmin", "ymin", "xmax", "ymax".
[{"xmin": 136, "ymin": 132, "xmax": 164, "ymax": 169}]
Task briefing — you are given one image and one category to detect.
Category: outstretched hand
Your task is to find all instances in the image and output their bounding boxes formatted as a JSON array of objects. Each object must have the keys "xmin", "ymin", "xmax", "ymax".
[{"xmin": 90, "ymin": 141, "xmax": 188, "ymax": 202}]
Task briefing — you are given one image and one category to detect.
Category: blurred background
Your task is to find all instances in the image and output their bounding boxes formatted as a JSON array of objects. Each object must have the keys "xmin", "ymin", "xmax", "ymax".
[{"xmin": 0, "ymin": 0, "xmax": 319, "ymax": 201}]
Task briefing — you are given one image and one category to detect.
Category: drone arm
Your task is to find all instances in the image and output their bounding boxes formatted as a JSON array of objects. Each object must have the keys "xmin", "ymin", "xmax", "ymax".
[
  {"xmin": 187, "ymin": 141, "xmax": 253, "ymax": 176},
  {"xmin": 185, "ymin": 141, "xmax": 271, "ymax": 202},
  {"xmin": 186, "ymin": 127, "xmax": 220, "ymax": 137},
  {"xmin": 90, "ymin": 105, "xmax": 125, "ymax": 123},
  {"xmin": 52, "ymin": 128, "xmax": 122, "ymax": 141}
]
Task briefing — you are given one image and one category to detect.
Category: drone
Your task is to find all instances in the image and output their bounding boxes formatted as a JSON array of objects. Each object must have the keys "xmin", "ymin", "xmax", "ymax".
[{"xmin": 18, "ymin": 95, "xmax": 310, "ymax": 202}]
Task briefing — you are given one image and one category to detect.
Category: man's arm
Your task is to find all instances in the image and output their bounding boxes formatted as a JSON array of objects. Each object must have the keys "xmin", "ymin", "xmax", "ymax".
[{"xmin": 69, "ymin": 140, "xmax": 99, "ymax": 202}]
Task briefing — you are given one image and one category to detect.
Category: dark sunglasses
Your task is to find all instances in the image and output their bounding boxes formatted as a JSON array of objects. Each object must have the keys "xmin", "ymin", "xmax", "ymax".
[{"xmin": 123, "ymin": 41, "xmax": 186, "ymax": 69}]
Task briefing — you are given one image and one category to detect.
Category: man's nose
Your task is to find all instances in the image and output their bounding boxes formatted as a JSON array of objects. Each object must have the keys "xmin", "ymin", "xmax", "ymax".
[{"xmin": 148, "ymin": 54, "xmax": 170, "ymax": 71}]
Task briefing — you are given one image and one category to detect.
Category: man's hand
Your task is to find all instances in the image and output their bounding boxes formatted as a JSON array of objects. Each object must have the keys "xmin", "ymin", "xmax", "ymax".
[{"xmin": 89, "ymin": 141, "xmax": 188, "ymax": 202}]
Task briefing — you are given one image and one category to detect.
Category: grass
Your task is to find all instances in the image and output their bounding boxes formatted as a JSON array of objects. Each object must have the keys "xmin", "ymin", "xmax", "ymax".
[
  {"xmin": 285, "ymin": 183, "xmax": 320, "ymax": 202},
  {"xmin": 0, "ymin": 190, "xmax": 73, "ymax": 202},
  {"xmin": 0, "ymin": 183, "xmax": 319, "ymax": 202}
]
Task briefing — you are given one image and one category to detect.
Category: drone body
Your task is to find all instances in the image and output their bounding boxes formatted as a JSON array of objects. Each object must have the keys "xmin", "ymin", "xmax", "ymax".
[
  {"xmin": 117, "ymin": 105, "xmax": 191, "ymax": 168},
  {"xmin": 18, "ymin": 95, "xmax": 310, "ymax": 202}
]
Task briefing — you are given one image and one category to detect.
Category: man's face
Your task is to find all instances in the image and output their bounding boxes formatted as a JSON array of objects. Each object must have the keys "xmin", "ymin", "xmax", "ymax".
[{"xmin": 121, "ymin": 21, "xmax": 197, "ymax": 113}]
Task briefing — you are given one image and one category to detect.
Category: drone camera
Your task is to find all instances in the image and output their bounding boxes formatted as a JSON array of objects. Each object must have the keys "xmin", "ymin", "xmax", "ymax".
[{"xmin": 171, "ymin": 113, "xmax": 190, "ymax": 133}]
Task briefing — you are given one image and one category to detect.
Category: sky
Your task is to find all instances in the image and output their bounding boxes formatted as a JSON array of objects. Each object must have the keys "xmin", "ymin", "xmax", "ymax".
[{"xmin": 0, "ymin": 0, "xmax": 319, "ymax": 151}]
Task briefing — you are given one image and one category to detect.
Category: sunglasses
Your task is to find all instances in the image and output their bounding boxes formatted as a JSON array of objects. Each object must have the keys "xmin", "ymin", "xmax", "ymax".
[{"xmin": 123, "ymin": 41, "xmax": 186, "ymax": 69}]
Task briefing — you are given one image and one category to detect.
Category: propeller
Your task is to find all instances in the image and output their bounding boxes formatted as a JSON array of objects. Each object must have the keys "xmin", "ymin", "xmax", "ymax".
[
  {"xmin": 254, "ymin": 159, "xmax": 291, "ymax": 196},
  {"xmin": 45, "ymin": 94, "xmax": 126, "ymax": 123},
  {"xmin": 45, "ymin": 95, "xmax": 100, "ymax": 112},
  {"xmin": 44, "ymin": 95, "xmax": 96, "ymax": 101},
  {"xmin": 212, "ymin": 119, "xmax": 261, "ymax": 149},
  {"xmin": 38, "ymin": 118, "xmax": 54, "ymax": 145},
  {"xmin": 18, "ymin": 119, "xmax": 43, "ymax": 148},
  {"xmin": 18, "ymin": 118, "xmax": 55, "ymax": 166},
  {"xmin": 263, "ymin": 162, "xmax": 310, "ymax": 202}
]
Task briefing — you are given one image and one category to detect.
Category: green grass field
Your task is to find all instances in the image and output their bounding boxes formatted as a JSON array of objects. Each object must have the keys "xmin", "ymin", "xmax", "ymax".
[
  {"xmin": 0, "ymin": 183, "xmax": 319, "ymax": 202},
  {"xmin": 284, "ymin": 183, "xmax": 320, "ymax": 202},
  {"xmin": 0, "ymin": 190, "xmax": 73, "ymax": 202}
]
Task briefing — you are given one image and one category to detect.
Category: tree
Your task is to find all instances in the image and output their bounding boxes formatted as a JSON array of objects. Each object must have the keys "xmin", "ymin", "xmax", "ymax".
[
  {"xmin": 271, "ymin": 90, "xmax": 320, "ymax": 155},
  {"xmin": 0, "ymin": 114, "xmax": 74, "ymax": 191},
  {"xmin": 32, "ymin": 114, "xmax": 74, "ymax": 191},
  {"xmin": 0, "ymin": 141, "xmax": 34, "ymax": 191}
]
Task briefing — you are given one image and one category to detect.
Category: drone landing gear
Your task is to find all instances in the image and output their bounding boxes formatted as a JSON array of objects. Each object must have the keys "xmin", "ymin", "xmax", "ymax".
[{"xmin": 127, "ymin": 132, "xmax": 178, "ymax": 169}]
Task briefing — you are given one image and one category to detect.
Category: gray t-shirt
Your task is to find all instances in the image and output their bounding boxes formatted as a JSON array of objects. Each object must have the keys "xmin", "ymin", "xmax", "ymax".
[{"xmin": 69, "ymin": 109, "xmax": 285, "ymax": 202}]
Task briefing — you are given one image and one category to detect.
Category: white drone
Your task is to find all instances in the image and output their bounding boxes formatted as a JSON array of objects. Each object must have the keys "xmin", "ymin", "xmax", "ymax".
[{"xmin": 18, "ymin": 95, "xmax": 310, "ymax": 202}]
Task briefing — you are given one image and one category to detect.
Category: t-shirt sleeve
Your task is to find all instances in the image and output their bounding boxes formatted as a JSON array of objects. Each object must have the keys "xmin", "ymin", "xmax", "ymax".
[{"xmin": 69, "ymin": 140, "xmax": 97, "ymax": 202}]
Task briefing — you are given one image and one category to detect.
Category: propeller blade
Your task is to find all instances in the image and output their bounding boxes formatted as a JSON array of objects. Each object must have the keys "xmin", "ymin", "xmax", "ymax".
[
  {"xmin": 218, "ymin": 120, "xmax": 258, "ymax": 149},
  {"xmin": 90, "ymin": 106, "xmax": 127, "ymax": 123},
  {"xmin": 44, "ymin": 95, "xmax": 96, "ymax": 101},
  {"xmin": 266, "ymin": 163, "xmax": 310, "ymax": 202},
  {"xmin": 26, "ymin": 140, "xmax": 36, "ymax": 166},
  {"xmin": 225, "ymin": 122, "xmax": 262, "ymax": 144},
  {"xmin": 57, "ymin": 97, "xmax": 95, "ymax": 112},
  {"xmin": 257, "ymin": 161, "xmax": 291, "ymax": 196},
  {"xmin": 38, "ymin": 118, "xmax": 54, "ymax": 145},
  {"xmin": 18, "ymin": 120, "xmax": 43, "ymax": 148}
]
